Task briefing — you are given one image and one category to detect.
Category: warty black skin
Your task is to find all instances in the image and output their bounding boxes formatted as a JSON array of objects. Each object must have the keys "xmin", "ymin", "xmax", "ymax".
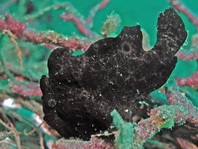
[{"xmin": 40, "ymin": 8, "xmax": 187, "ymax": 140}]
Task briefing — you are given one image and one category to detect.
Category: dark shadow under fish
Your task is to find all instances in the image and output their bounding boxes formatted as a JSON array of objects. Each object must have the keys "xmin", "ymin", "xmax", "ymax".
[{"xmin": 40, "ymin": 8, "xmax": 187, "ymax": 140}]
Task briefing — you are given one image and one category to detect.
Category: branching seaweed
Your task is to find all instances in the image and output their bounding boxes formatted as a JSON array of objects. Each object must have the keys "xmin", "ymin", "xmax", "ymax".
[{"xmin": 0, "ymin": 0, "xmax": 197, "ymax": 149}]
